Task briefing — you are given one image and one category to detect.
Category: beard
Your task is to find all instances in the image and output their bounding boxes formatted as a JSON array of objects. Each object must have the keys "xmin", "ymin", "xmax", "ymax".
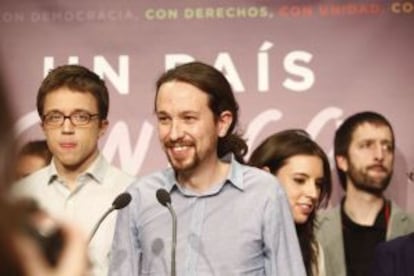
[
  {"xmin": 347, "ymin": 162, "xmax": 392, "ymax": 196},
  {"xmin": 163, "ymin": 139, "xmax": 200, "ymax": 174},
  {"xmin": 163, "ymin": 135, "xmax": 218, "ymax": 176},
  {"xmin": 167, "ymin": 151, "xmax": 200, "ymax": 173}
]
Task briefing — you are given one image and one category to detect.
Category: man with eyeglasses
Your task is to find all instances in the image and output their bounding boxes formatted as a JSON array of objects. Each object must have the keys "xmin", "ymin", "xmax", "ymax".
[{"xmin": 11, "ymin": 64, "xmax": 136, "ymax": 276}]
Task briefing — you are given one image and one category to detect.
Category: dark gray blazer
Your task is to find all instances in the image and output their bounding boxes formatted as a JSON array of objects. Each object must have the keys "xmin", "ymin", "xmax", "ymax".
[{"xmin": 315, "ymin": 202, "xmax": 414, "ymax": 276}]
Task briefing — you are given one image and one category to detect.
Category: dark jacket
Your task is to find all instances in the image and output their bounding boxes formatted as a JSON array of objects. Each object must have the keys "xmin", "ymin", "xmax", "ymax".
[{"xmin": 370, "ymin": 232, "xmax": 414, "ymax": 276}]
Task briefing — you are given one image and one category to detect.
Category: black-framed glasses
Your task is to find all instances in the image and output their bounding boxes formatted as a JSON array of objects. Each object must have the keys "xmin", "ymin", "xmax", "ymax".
[{"xmin": 42, "ymin": 111, "xmax": 100, "ymax": 127}]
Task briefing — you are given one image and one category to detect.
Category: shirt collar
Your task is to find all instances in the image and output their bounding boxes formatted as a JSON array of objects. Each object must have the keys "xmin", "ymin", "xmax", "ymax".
[
  {"xmin": 45, "ymin": 153, "xmax": 107, "ymax": 184},
  {"xmin": 162, "ymin": 153, "xmax": 245, "ymax": 194}
]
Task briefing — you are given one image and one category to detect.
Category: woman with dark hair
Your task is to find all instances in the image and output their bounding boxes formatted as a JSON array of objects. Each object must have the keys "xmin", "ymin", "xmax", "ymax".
[{"xmin": 248, "ymin": 129, "xmax": 332, "ymax": 276}]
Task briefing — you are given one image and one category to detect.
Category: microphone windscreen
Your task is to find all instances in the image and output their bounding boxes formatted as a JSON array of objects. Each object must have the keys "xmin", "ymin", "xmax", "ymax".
[
  {"xmin": 156, "ymin": 189, "xmax": 171, "ymax": 207},
  {"xmin": 112, "ymin": 192, "xmax": 132, "ymax": 210}
]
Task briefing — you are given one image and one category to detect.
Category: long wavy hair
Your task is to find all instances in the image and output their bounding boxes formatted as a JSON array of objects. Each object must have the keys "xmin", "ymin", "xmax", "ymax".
[{"xmin": 248, "ymin": 129, "xmax": 332, "ymax": 276}]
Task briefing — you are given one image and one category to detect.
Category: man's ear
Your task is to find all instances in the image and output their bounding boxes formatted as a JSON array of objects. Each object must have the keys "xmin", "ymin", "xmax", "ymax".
[
  {"xmin": 336, "ymin": 155, "xmax": 348, "ymax": 172},
  {"xmin": 98, "ymin": 119, "xmax": 109, "ymax": 137},
  {"xmin": 40, "ymin": 122, "xmax": 45, "ymax": 133},
  {"xmin": 217, "ymin": 110, "xmax": 233, "ymax": 137}
]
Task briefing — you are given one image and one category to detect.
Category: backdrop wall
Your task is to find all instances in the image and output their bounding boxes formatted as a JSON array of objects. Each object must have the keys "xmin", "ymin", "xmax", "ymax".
[{"xmin": 1, "ymin": 0, "xmax": 413, "ymax": 210}]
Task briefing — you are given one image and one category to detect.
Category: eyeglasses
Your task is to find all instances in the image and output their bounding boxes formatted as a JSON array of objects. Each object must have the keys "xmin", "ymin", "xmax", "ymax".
[{"xmin": 42, "ymin": 111, "xmax": 100, "ymax": 127}]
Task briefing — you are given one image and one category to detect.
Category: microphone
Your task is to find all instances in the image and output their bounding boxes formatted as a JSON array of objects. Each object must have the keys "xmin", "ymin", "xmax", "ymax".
[
  {"xmin": 112, "ymin": 192, "xmax": 132, "ymax": 210},
  {"xmin": 156, "ymin": 188, "xmax": 177, "ymax": 276},
  {"xmin": 88, "ymin": 192, "xmax": 132, "ymax": 243}
]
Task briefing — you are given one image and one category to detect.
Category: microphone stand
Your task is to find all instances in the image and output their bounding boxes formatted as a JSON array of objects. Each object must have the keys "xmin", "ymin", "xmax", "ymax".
[
  {"xmin": 88, "ymin": 192, "xmax": 131, "ymax": 244},
  {"xmin": 166, "ymin": 202, "xmax": 177, "ymax": 276},
  {"xmin": 88, "ymin": 207, "xmax": 114, "ymax": 243},
  {"xmin": 156, "ymin": 188, "xmax": 177, "ymax": 276}
]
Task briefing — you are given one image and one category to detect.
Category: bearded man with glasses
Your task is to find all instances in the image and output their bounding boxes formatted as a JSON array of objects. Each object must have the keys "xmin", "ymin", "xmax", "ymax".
[{"xmin": 11, "ymin": 64, "xmax": 136, "ymax": 276}]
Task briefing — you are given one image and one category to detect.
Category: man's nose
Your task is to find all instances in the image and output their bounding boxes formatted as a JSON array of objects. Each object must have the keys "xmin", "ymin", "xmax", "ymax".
[
  {"xmin": 373, "ymin": 143, "xmax": 385, "ymax": 161},
  {"xmin": 61, "ymin": 117, "xmax": 75, "ymax": 133},
  {"xmin": 168, "ymin": 120, "xmax": 184, "ymax": 140}
]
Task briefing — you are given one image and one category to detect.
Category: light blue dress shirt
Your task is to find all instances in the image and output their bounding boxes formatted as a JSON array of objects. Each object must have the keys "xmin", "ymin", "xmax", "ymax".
[{"xmin": 109, "ymin": 154, "xmax": 306, "ymax": 276}]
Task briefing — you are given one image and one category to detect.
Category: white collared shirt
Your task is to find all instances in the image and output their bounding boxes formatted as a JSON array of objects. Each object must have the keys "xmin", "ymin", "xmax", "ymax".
[{"xmin": 12, "ymin": 154, "xmax": 136, "ymax": 276}]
